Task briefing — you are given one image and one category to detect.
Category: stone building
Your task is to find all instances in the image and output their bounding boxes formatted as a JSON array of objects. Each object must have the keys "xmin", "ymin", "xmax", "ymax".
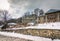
[
  {"xmin": 37, "ymin": 9, "xmax": 60, "ymax": 23},
  {"xmin": 38, "ymin": 15, "xmax": 45, "ymax": 23},
  {"xmin": 45, "ymin": 9, "xmax": 60, "ymax": 23},
  {"xmin": 22, "ymin": 14, "xmax": 37, "ymax": 24},
  {"xmin": 21, "ymin": 9, "xmax": 60, "ymax": 25}
]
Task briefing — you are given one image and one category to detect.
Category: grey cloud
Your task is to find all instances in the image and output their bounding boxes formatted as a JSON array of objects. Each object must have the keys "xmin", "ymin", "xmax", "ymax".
[
  {"xmin": 8, "ymin": 0, "xmax": 60, "ymax": 11},
  {"xmin": 8, "ymin": 0, "xmax": 60, "ymax": 18},
  {"xmin": 40, "ymin": 0, "xmax": 60, "ymax": 10}
]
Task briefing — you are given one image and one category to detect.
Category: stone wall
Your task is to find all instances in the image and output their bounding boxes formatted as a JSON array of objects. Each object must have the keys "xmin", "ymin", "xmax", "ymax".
[
  {"xmin": 3, "ymin": 29, "xmax": 60, "ymax": 39},
  {"xmin": 14, "ymin": 29, "xmax": 60, "ymax": 39}
]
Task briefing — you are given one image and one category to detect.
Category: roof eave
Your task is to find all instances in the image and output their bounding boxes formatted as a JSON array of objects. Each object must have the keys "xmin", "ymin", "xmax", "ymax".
[{"xmin": 45, "ymin": 11, "xmax": 60, "ymax": 15}]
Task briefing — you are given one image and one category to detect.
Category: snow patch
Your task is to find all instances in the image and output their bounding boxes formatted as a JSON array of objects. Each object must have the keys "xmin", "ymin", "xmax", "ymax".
[{"xmin": 0, "ymin": 31, "xmax": 51, "ymax": 41}]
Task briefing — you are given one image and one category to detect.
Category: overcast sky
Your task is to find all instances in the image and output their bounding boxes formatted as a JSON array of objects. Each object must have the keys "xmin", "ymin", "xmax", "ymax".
[{"xmin": 0, "ymin": 0, "xmax": 60, "ymax": 18}]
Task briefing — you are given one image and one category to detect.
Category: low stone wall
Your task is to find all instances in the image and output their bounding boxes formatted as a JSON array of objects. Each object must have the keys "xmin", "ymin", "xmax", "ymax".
[
  {"xmin": 2, "ymin": 29, "xmax": 60, "ymax": 39},
  {"xmin": 15, "ymin": 29, "xmax": 60, "ymax": 39}
]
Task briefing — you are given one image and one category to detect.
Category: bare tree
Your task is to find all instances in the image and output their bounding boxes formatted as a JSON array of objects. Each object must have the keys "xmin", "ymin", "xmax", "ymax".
[
  {"xmin": 34, "ymin": 8, "xmax": 40, "ymax": 16},
  {"xmin": 39, "ymin": 9, "xmax": 44, "ymax": 16},
  {"xmin": 24, "ymin": 12, "xmax": 30, "ymax": 17},
  {"xmin": 0, "ymin": 10, "xmax": 9, "ymax": 29}
]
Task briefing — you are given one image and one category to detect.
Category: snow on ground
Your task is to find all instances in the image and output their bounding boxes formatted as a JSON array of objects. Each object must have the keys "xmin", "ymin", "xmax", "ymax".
[
  {"xmin": 53, "ymin": 39, "xmax": 60, "ymax": 41},
  {"xmin": 11, "ymin": 22, "xmax": 60, "ymax": 30},
  {"xmin": 25, "ymin": 22, "xmax": 60, "ymax": 29},
  {"xmin": 0, "ymin": 31, "xmax": 51, "ymax": 41},
  {"xmin": 0, "ymin": 22, "xmax": 60, "ymax": 41},
  {"xmin": 0, "ymin": 31, "xmax": 60, "ymax": 41},
  {"xmin": 0, "ymin": 22, "xmax": 60, "ymax": 30}
]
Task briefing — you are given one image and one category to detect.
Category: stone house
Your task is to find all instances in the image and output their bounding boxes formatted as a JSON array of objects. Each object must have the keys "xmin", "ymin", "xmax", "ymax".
[
  {"xmin": 38, "ymin": 15, "xmax": 45, "ymax": 23},
  {"xmin": 37, "ymin": 9, "xmax": 60, "ymax": 23},
  {"xmin": 45, "ymin": 9, "xmax": 60, "ymax": 23},
  {"xmin": 22, "ymin": 14, "xmax": 37, "ymax": 25},
  {"xmin": 20, "ymin": 9, "xmax": 60, "ymax": 25}
]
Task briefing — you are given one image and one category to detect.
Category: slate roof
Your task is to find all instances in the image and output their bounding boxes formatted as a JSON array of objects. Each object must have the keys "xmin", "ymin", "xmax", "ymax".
[{"xmin": 46, "ymin": 9, "xmax": 60, "ymax": 14}]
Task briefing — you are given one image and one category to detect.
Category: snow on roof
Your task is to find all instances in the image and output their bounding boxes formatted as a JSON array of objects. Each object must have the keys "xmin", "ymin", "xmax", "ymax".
[
  {"xmin": 46, "ymin": 9, "xmax": 60, "ymax": 13},
  {"xmin": 8, "ymin": 23, "xmax": 17, "ymax": 25},
  {"xmin": 27, "ymin": 22, "xmax": 34, "ymax": 25},
  {"xmin": 0, "ymin": 25, "xmax": 4, "ymax": 28}
]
